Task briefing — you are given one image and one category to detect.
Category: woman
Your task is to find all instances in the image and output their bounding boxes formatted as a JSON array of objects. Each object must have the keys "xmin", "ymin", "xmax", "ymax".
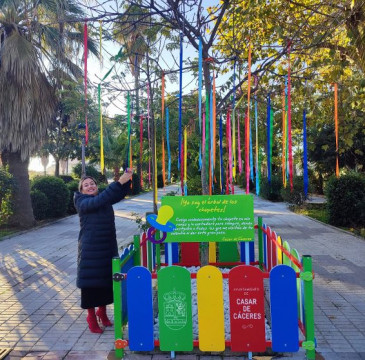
[{"xmin": 74, "ymin": 170, "xmax": 133, "ymax": 333}]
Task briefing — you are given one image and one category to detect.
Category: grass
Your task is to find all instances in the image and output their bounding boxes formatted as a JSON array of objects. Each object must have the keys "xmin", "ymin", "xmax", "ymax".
[
  {"xmin": 290, "ymin": 202, "xmax": 364, "ymax": 238},
  {"xmin": 0, "ymin": 226, "xmax": 19, "ymax": 240},
  {"xmin": 290, "ymin": 203, "xmax": 329, "ymax": 223}
]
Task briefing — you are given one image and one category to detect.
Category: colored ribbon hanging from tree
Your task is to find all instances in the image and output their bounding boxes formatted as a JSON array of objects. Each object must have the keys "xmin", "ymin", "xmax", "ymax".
[
  {"xmin": 266, "ymin": 93, "xmax": 271, "ymax": 183},
  {"xmin": 98, "ymin": 84, "xmax": 104, "ymax": 174},
  {"xmin": 285, "ymin": 76, "xmax": 289, "ymax": 184},
  {"xmin": 287, "ymin": 42, "xmax": 294, "ymax": 190},
  {"xmin": 246, "ymin": 42, "xmax": 252, "ymax": 194},
  {"xmin": 178, "ymin": 33, "xmax": 183, "ymax": 170},
  {"xmin": 219, "ymin": 115, "xmax": 224, "ymax": 194},
  {"xmin": 184, "ymin": 127, "xmax": 188, "ymax": 195},
  {"xmin": 334, "ymin": 83, "xmax": 339, "ymax": 177},
  {"xmin": 205, "ymin": 90, "xmax": 210, "ymax": 182},
  {"xmin": 198, "ymin": 37, "xmax": 202, "ymax": 170},
  {"xmin": 166, "ymin": 108, "xmax": 171, "ymax": 182},
  {"xmin": 210, "ymin": 81, "xmax": 214, "ymax": 194},
  {"xmin": 140, "ymin": 115, "xmax": 143, "ymax": 187},
  {"xmin": 282, "ymin": 86, "xmax": 287, "ymax": 187},
  {"xmin": 227, "ymin": 108, "xmax": 233, "ymax": 193},
  {"xmin": 237, "ymin": 111, "xmax": 242, "ymax": 175},
  {"xmin": 126, "ymin": 92, "xmax": 131, "ymax": 168},
  {"xmin": 249, "ymin": 107, "xmax": 254, "ymax": 182},
  {"xmin": 161, "ymin": 72, "xmax": 165, "ymax": 187},
  {"xmin": 303, "ymin": 109, "xmax": 308, "ymax": 197},
  {"xmin": 232, "ymin": 61, "xmax": 237, "ymax": 181},
  {"xmin": 270, "ymin": 107, "xmax": 274, "ymax": 173},
  {"xmin": 245, "ymin": 109, "xmax": 249, "ymax": 194},
  {"xmin": 213, "ymin": 71, "xmax": 217, "ymax": 171},
  {"xmin": 180, "ymin": 128, "xmax": 185, "ymax": 196},
  {"xmin": 83, "ymin": 22, "xmax": 89, "ymax": 145},
  {"xmin": 202, "ymin": 112, "xmax": 206, "ymax": 188},
  {"xmin": 254, "ymin": 94, "xmax": 260, "ymax": 195},
  {"xmin": 147, "ymin": 83, "xmax": 151, "ymax": 187}
]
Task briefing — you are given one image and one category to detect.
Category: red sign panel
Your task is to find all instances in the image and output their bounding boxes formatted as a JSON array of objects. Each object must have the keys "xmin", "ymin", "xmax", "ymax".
[{"xmin": 229, "ymin": 265, "xmax": 266, "ymax": 352}]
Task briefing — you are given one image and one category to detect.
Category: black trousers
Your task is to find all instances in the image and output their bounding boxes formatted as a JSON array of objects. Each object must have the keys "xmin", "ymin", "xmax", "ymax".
[{"xmin": 81, "ymin": 287, "xmax": 113, "ymax": 309}]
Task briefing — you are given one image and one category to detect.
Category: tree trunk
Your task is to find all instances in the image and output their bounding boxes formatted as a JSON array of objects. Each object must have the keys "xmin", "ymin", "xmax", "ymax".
[
  {"xmin": 54, "ymin": 157, "xmax": 60, "ymax": 177},
  {"xmin": 1, "ymin": 151, "xmax": 35, "ymax": 228},
  {"xmin": 135, "ymin": 68, "xmax": 142, "ymax": 189}
]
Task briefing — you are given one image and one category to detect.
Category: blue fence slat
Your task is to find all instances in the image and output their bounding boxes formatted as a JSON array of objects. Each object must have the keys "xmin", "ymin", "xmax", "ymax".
[
  {"xmin": 120, "ymin": 246, "xmax": 134, "ymax": 323},
  {"xmin": 165, "ymin": 243, "xmax": 179, "ymax": 264},
  {"xmin": 127, "ymin": 266, "xmax": 154, "ymax": 351},
  {"xmin": 270, "ymin": 265, "xmax": 299, "ymax": 352},
  {"xmin": 240, "ymin": 241, "xmax": 255, "ymax": 263}
]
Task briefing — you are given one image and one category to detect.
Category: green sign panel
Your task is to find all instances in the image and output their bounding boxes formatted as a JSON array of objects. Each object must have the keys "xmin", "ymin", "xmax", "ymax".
[{"xmin": 161, "ymin": 194, "xmax": 254, "ymax": 243}]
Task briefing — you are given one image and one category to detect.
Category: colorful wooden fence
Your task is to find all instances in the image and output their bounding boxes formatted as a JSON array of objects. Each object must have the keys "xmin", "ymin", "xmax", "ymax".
[{"xmin": 112, "ymin": 216, "xmax": 315, "ymax": 360}]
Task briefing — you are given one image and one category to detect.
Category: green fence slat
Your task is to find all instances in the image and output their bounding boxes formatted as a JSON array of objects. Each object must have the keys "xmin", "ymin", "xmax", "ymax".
[
  {"xmin": 218, "ymin": 242, "xmax": 239, "ymax": 262},
  {"xmin": 157, "ymin": 266, "xmax": 193, "ymax": 351}
]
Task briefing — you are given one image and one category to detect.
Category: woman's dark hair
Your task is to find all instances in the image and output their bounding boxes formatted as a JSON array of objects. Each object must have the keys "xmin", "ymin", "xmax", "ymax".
[{"xmin": 78, "ymin": 176, "xmax": 98, "ymax": 192}]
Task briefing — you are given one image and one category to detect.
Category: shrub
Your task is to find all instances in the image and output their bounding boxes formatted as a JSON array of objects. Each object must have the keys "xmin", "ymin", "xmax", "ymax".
[
  {"xmin": 325, "ymin": 173, "xmax": 365, "ymax": 227},
  {"xmin": 66, "ymin": 180, "xmax": 79, "ymax": 215},
  {"xmin": 186, "ymin": 176, "xmax": 202, "ymax": 195},
  {"xmin": 98, "ymin": 183, "xmax": 108, "ymax": 193},
  {"xmin": 30, "ymin": 190, "xmax": 48, "ymax": 220},
  {"xmin": 0, "ymin": 167, "xmax": 16, "ymax": 226},
  {"xmin": 131, "ymin": 173, "xmax": 141, "ymax": 195},
  {"xmin": 281, "ymin": 176, "xmax": 309, "ymax": 205},
  {"xmin": 260, "ymin": 175, "xmax": 283, "ymax": 201},
  {"xmin": 31, "ymin": 176, "xmax": 69, "ymax": 218},
  {"xmin": 59, "ymin": 175, "xmax": 75, "ymax": 183},
  {"xmin": 72, "ymin": 163, "xmax": 106, "ymax": 184}
]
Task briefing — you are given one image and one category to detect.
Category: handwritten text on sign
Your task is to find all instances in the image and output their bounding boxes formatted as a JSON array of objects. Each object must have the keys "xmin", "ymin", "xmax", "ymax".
[{"xmin": 161, "ymin": 195, "xmax": 254, "ymax": 243}]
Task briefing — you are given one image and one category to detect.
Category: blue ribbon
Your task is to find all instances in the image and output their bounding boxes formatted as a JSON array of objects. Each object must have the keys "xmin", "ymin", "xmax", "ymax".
[
  {"xmin": 285, "ymin": 76, "xmax": 289, "ymax": 180},
  {"xmin": 166, "ymin": 107, "xmax": 171, "ymax": 181},
  {"xmin": 178, "ymin": 33, "xmax": 183, "ymax": 170},
  {"xmin": 267, "ymin": 93, "xmax": 271, "ymax": 183},
  {"xmin": 219, "ymin": 115, "xmax": 225, "ymax": 194},
  {"xmin": 198, "ymin": 37, "xmax": 202, "ymax": 171},
  {"xmin": 303, "ymin": 109, "xmax": 308, "ymax": 198}
]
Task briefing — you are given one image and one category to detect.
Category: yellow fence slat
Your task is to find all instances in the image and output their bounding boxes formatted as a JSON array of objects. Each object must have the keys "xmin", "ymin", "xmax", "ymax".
[{"xmin": 197, "ymin": 266, "xmax": 225, "ymax": 351}]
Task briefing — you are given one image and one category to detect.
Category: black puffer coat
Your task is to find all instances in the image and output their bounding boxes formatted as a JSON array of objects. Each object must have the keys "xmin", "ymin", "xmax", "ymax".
[{"xmin": 74, "ymin": 181, "xmax": 130, "ymax": 289}]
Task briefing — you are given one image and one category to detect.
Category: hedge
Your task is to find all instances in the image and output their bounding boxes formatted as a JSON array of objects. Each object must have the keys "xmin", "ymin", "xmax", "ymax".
[
  {"xmin": 30, "ymin": 190, "xmax": 48, "ymax": 220},
  {"xmin": 31, "ymin": 176, "xmax": 69, "ymax": 218},
  {"xmin": 325, "ymin": 173, "xmax": 365, "ymax": 227},
  {"xmin": 0, "ymin": 167, "xmax": 15, "ymax": 226},
  {"xmin": 260, "ymin": 175, "xmax": 283, "ymax": 201}
]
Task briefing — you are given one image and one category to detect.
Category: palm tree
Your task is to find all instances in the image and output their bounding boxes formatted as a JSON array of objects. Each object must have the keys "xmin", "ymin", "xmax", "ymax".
[{"xmin": 0, "ymin": 0, "xmax": 97, "ymax": 227}]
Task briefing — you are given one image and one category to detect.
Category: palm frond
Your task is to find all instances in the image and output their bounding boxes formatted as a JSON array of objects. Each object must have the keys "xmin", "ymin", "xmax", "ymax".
[{"xmin": 0, "ymin": 32, "xmax": 57, "ymax": 160}]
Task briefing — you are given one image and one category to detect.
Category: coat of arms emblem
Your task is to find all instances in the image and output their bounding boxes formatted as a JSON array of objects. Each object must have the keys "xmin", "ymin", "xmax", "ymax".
[{"xmin": 163, "ymin": 289, "xmax": 187, "ymax": 330}]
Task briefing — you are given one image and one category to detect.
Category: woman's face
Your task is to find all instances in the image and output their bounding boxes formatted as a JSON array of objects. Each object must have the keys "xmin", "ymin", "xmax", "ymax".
[{"xmin": 81, "ymin": 178, "xmax": 98, "ymax": 196}]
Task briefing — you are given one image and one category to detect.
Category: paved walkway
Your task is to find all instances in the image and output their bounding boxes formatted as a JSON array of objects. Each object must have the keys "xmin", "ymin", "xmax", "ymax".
[{"xmin": 0, "ymin": 185, "xmax": 364, "ymax": 360}]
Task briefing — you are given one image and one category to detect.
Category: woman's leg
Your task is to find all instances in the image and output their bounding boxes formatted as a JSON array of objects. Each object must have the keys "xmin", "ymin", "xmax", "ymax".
[
  {"xmin": 96, "ymin": 305, "xmax": 113, "ymax": 327},
  {"xmin": 87, "ymin": 308, "xmax": 103, "ymax": 333}
]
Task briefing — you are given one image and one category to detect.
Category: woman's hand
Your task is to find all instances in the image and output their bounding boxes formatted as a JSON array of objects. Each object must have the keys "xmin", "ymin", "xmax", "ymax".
[{"xmin": 118, "ymin": 168, "xmax": 134, "ymax": 185}]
